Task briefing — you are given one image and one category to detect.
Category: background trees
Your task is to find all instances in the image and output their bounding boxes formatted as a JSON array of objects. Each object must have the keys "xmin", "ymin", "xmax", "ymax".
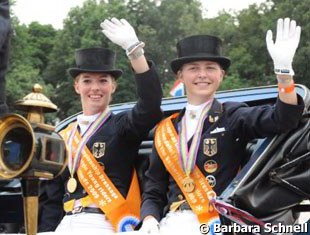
[{"xmin": 7, "ymin": 0, "xmax": 310, "ymax": 119}]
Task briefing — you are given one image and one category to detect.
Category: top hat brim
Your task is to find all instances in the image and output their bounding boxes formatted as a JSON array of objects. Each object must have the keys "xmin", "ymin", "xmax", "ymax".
[
  {"xmin": 68, "ymin": 68, "xmax": 123, "ymax": 79},
  {"xmin": 170, "ymin": 56, "xmax": 231, "ymax": 74}
]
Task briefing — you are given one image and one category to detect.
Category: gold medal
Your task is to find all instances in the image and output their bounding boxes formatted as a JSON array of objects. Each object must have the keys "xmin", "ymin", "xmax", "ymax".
[
  {"xmin": 67, "ymin": 177, "xmax": 77, "ymax": 193},
  {"xmin": 182, "ymin": 177, "xmax": 195, "ymax": 193}
]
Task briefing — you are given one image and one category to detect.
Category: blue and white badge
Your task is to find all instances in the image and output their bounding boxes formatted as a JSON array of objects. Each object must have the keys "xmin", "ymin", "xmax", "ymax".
[{"xmin": 117, "ymin": 215, "xmax": 140, "ymax": 232}]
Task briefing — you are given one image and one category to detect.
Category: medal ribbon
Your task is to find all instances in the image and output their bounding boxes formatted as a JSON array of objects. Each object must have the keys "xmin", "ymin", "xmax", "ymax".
[
  {"xmin": 155, "ymin": 113, "xmax": 220, "ymax": 225},
  {"xmin": 66, "ymin": 108, "xmax": 111, "ymax": 177},
  {"xmin": 179, "ymin": 100, "xmax": 213, "ymax": 176}
]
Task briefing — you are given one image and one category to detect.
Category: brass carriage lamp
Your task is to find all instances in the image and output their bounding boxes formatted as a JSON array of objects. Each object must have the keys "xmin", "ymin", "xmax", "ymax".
[{"xmin": 0, "ymin": 84, "xmax": 67, "ymax": 235}]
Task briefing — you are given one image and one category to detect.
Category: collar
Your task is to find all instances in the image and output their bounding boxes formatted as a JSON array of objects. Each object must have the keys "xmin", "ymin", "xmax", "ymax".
[
  {"xmin": 185, "ymin": 101, "xmax": 210, "ymax": 120},
  {"xmin": 77, "ymin": 112, "xmax": 100, "ymax": 126},
  {"xmin": 176, "ymin": 98, "xmax": 223, "ymax": 124}
]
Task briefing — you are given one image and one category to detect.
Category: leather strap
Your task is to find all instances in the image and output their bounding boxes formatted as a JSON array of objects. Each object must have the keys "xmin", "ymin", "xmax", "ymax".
[{"xmin": 66, "ymin": 206, "xmax": 104, "ymax": 215}]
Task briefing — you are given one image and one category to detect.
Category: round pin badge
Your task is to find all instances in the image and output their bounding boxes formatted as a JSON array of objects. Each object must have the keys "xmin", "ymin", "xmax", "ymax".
[
  {"xmin": 206, "ymin": 175, "xmax": 216, "ymax": 188},
  {"xmin": 204, "ymin": 160, "xmax": 218, "ymax": 173}
]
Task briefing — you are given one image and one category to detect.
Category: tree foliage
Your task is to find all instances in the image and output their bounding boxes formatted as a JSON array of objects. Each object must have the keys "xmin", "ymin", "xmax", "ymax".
[
  {"xmin": 6, "ymin": 20, "xmax": 56, "ymax": 113},
  {"xmin": 6, "ymin": 0, "xmax": 310, "ymax": 119}
]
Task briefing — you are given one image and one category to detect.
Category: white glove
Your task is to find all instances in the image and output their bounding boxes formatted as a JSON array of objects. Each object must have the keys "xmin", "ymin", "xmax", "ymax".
[
  {"xmin": 266, "ymin": 18, "xmax": 301, "ymax": 76},
  {"xmin": 140, "ymin": 217, "xmax": 160, "ymax": 234},
  {"xmin": 100, "ymin": 17, "xmax": 140, "ymax": 51}
]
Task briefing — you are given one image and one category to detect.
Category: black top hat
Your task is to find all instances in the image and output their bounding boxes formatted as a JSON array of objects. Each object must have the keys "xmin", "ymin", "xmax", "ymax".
[
  {"xmin": 68, "ymin": 47, "xmax": 123, "ymax": 79},
  {"xmin": 170, "ymin": 35, "xmax": 231, "ymax": 74}
]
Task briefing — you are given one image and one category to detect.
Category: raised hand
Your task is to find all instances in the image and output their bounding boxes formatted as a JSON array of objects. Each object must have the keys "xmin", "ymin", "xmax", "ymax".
[
  {"xmin": 100, "ymin": 17, "xmax": 140, "ymax": 51},
  {"xmin": 266, "ymin": 18, "xmax": 301, "ymax": 76}
]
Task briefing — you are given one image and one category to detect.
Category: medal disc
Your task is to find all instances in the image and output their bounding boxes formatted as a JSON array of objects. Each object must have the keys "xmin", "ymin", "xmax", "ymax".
[
  {"xmin": 67, "ymin": 177, "xmax": 77, "ymax": 193},
  {"xmin": 182, "ymin": 177, "xmax": 195, "ymax": 193}
]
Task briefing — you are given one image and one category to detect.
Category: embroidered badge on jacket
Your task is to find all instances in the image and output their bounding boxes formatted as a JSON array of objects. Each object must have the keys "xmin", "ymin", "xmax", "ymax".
[
  {"xmin": 92, "ymin": 142, "xmax": 106, "ymax": 158},
  {"xmin": 203, "ymin": 138, "xmax": 217, "ymax": 157}
]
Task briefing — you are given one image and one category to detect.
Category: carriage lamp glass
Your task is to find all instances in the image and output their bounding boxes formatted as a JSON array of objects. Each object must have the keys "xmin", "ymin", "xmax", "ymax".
[
  {"xmin": 0, "ymin": 114, "xmax": 35, "ymax": 178},
  {"xmin": 2, "ymin": 127, "xmax": 33, "ymax": 171},
  {"xmin": 40, "ymin": 135, "xmax": 65, "ymax": 165}
]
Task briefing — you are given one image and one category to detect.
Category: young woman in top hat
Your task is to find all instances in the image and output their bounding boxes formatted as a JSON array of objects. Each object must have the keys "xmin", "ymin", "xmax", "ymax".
[
  {"xmin": 139, "ymin": 18, "xmax": 305, "ymax": 234},
  {"xmin": 38, "ymin": 18, "xmax": 162, "ymax": 234}
]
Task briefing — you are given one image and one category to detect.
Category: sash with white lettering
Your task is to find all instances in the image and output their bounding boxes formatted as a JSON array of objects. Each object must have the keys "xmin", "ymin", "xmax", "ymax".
[
  {"xmin": 60, "ymin": 122, "xmax": 140, "ymax": 232},
  {"xmin": 155, "ymin": 113, "xmax": 220, "ymax": 228}
]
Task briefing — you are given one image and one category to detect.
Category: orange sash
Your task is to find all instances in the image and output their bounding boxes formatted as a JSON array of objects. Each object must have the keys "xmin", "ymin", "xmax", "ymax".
[
  {"xmin": 155, "ymin": 114, "xmax": 220, "ymax": 225},
  {"xmin": 60, "ymin": 123, "xmax": 140, "ymax": 232}
]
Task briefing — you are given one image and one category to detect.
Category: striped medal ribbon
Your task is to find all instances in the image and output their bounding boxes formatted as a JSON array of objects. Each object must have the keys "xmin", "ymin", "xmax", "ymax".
[
  {"xmin": 179, "ymin": 99, "xmax": 213, "ymax": 193},
  {"xmin": 66, "ymin": 108, "xmax": 111, "ymax": 193}
]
